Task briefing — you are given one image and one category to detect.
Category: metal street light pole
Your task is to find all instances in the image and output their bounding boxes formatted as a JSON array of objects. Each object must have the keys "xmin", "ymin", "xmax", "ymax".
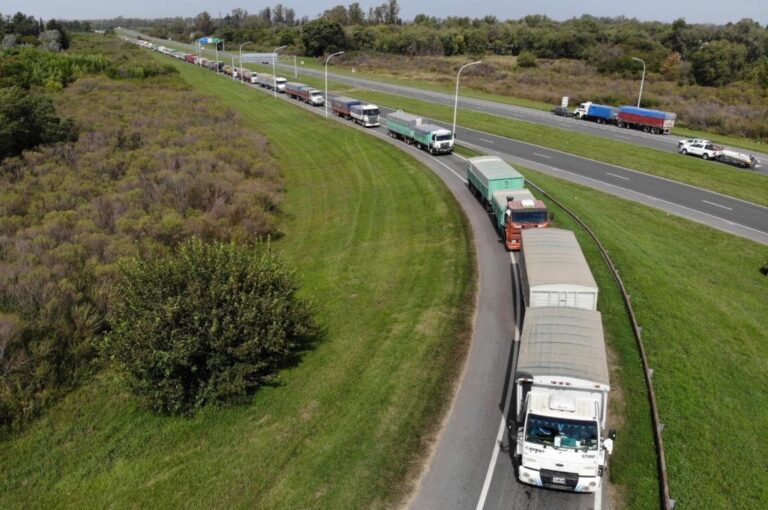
[
  {"xmin": 452, "ymin": 61, "xmax": 482, "ymax": 140},
  {"xmin": 272, "ymin": 45, "xmax": 287, "ymax": 98},
  {"xmin": 325, "ymin": 51, "xmax": 344, "ymax": 118},
  {"xmin": 632, "ymin": 57, "xmax": 646, "ymax": 108},
  {"xmin": 239, "ymin": 41, "xmax": 252, "ymax": 84}
]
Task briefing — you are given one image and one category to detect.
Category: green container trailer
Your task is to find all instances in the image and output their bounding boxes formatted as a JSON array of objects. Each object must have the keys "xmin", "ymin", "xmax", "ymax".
[
  {"xmin": 466, "ymin": 156, "xmax": 525, "ymax": 203},
  {"xmin": 385, "ymin": 111, "xmax": 422, "ymax": 139}
]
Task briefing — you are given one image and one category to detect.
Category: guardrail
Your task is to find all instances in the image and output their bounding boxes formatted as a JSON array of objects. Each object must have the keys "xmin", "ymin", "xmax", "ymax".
[{"xmin": 526, "ymin": 180, "xmax": 673, "ymax": 510}]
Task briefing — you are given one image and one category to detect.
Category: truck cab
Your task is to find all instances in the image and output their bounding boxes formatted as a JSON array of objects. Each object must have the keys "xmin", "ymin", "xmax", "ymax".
[
  {"xmin": 516, "ymin": 387, "xmax": 613, "ymax": 492},
  {"xmin": 275, "ymin": 77, "xmax": 287, "ymax": 92},
  {"xmin": 504, "ymin": 198, "xmax": 549, "ymax": 251},
  {"xmin": 308, "ymin": 90, "xmax": 324, "ymax": 106},
  {"xmin": 250, "ymin": 73, "xmax": 259, "ymax": 84},
  {"xmin": 351, "ymin": 104, "xmax": 380, "ymax": 127},
  {"xmin": 426, "ymin": 128, "xmax": 454, "ymax": 154},
  {"xmin": 574, "ymin": 102, "xmax": 592, "ymax": 119}
]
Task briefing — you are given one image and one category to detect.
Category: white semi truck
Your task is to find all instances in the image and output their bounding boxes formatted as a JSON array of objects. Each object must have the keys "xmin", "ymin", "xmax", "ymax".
[{"xmin": 514, "ymin": 307, "xmax": 615, "ymax": 493}]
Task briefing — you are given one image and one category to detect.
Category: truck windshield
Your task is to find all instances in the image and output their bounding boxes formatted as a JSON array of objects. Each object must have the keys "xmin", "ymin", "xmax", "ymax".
[
  {"xmin": 435, "ymin": 134, "xmax": 453, "ymax": 142},
  {"xmin": 511, "ymin": 210, "xmax": 547, "ymax": 224},
  {"xmin": 365, "ymin": 108, "xmax": 380, "ymax": 116},
  {"xmin": 525, "ymin": 414, "xmax": 598, "ymax": 450}
]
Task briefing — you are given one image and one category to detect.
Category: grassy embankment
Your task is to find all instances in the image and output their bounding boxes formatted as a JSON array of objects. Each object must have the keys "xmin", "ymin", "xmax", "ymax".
[
  {"xmin": 148, "ymin": 37, "xmax": 768, "ymax": 207},
  {"xmin": 520, "ymin": 166, "xmax": 768, "ymax": 509},
  {"xmin": 0, "ymin": 40, "xmax": 474, "ymax": 508}
]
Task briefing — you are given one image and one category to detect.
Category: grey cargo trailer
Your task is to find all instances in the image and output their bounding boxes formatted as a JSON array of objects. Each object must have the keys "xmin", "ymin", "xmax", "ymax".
[{"xmin": 520, "ymin": 228, "xmax": 598, "ymax": 310}]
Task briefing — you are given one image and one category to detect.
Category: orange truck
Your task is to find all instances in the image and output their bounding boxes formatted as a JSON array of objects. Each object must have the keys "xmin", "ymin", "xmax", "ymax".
[{"xmin": 466, "ymin": 156, "xmax": 549, "ymax": 250}]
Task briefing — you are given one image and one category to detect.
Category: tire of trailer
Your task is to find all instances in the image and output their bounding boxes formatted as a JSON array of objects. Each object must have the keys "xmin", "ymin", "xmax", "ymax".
[{"xmin": 702, "ymin": 153, "xmax": 709, "ymax": 160}]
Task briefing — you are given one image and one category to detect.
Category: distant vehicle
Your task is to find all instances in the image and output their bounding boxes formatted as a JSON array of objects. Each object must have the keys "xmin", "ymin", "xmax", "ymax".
[
  {"xmin": 551, "ymin": 106, "xmax": 574, "ymax": 117},
  {"xmin": 679, "ymin": 141, "xmax": 721, "ymax": 160},
  {"xmin": 717, "ymin": 149, "xmax": 758, "ymax": 169},
  {"xmin": 285, "ymin": 82, "xmax": 324, "ymax": 106},
  {"xmin": 330, "ymin": 96, "xmax": 380, "ymax": 127},
  {"xmin": 385, "ymin": 110, "xmax": 453, "ymax": 155},
  {"xmin": 255, "ymin": 74, "xmax": 287, "ymax": 92},
  {"xmin": 350, "ymin": 103, "xmax": 380, "ymax": 127},
  {"xmin": 677, "ymin": 138, "xmax": 710, "ymax": 149},
  {"xmin": 573, "ymin": 102, "xmax": 617, "ymax": 124},
  {"xmin": 466, "ymin": 156, "xmax": 548, "ymax": 250},
  {"xmin": 617, "ymin": 106, "xmax": 676, "ymax": 135}
]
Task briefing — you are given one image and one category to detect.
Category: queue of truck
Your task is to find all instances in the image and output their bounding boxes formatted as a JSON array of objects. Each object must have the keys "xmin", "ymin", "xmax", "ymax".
[
  {"xmin": 514, "ymin": 228, "xmax": 614, "ymax": 493},
  {"xmin": 140, "ymin": 40, "xmax": 616, "ymax": 495}
]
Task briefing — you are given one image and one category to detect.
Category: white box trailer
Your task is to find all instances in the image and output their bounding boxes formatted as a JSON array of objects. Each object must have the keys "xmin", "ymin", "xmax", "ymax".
[
  {"xmin": 520, "ymin": 228, "xmax": 598, "ymax": 311},
  {"xmin": 513, "ymin": 306, "xmax": 614, "ymax": 493}
]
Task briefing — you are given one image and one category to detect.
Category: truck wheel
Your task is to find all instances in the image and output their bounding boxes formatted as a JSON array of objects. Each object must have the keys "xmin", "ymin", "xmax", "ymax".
[
  {"xmin": 702, "ymin": 153, "xmax": 709, "ymax": 160},
  {"xmin": 681, "ymin": 149, "xmax": 688, "ymax": 155}
]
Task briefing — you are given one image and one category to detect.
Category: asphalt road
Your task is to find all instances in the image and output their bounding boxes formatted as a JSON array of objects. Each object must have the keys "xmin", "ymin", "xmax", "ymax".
[
  {"xmin": 121, "ymin": 31, "xmax": 768, "ymax": 245},
  {"xmin": 154, "ymin": 49, "xmax": 606, "ymax": 509}
]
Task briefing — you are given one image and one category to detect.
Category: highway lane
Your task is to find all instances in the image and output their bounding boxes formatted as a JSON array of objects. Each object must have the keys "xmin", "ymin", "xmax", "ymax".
[
  {"xmin": 135, "ymin": 38, "xmax": 615, "ymax": 509},
  {"xmin": 122, "ymin": 30, "xmax": 768, "ymax": 245}
]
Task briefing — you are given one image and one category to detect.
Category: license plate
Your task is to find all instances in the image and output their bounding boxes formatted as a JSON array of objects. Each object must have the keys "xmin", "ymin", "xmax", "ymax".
[{"xmin": 552, "ymin": 477, "xmax": 566, "ymax": 484}]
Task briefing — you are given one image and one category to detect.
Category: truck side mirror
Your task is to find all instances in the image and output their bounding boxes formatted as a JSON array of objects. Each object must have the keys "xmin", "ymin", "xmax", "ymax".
[{"xmin": 608, "ymin": 429, "xmax": 617, "ymax": 440}]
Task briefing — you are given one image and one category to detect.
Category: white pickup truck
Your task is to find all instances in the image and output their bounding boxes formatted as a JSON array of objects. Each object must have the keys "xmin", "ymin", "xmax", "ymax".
[{"xmin": 679, "ymin": 140, "xmax": 721, "ymax": 160}]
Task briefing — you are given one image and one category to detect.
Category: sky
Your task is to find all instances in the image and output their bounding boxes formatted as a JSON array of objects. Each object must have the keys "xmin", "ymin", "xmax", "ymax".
[{"xmin": 3, "ymin": 0, "xmax": 767, "ymax": 25}]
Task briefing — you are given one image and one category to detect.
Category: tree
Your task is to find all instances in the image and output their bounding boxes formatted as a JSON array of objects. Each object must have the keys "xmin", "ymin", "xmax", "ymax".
[
  {"xmin": 38, "ymin": 29, "xmax": 62, "ymax": 51},
  {"xmin": 301, "ymin": 18, "xmax": 347, "ymax": 57},
  {"xmin": 106, "ymin": 239, "xmax": 316, "ymax": 415},
  {"xmin": 273, "ymin": 4, "xmax": 286, "ymax": 24},
  {"xmin": 0, "ymin": 87, "xmax": 75, "ymax": 160},
  {"xmin": 517, "ymin": 50, "xmax": 537, "ymax": 67},
  {"xmin": 45, "ymin": 19, "xmax": 70, "ymax": 49},
  {"xmin": 194, "ymin": 11, "xmax": 214, "ymax": 35},
  {"xmin": 691, "ymin": 40, "xmax": 748, "ymax": 86},
  {"xmin": 348, "ymin": 3, "xmax": 365, "ymax": 26},
  {"xmin": 324, "ymin": 5, "xmax": 349, "ymax": 26},
  {"xmin": 384, "ymin": 0, "xmax": 400, "ymax": 25}
]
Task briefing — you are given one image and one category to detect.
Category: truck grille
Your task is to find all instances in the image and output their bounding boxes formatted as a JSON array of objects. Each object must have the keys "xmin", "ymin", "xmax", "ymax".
[{"xmin": 540, "ymin": 469, "xmax": 579, "ymax": 490}]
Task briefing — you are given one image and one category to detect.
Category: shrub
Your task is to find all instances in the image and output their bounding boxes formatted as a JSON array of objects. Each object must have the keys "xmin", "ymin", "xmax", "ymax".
[
  {"xmin": 517, "ymin": 50, "xmax": 537, "ymax": 68},
  {"xmin": 105, "ymin": 239, "xmax": 316, "ymax": 415}
]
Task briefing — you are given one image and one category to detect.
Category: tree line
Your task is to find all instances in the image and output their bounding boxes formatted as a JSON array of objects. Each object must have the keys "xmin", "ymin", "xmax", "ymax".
[{"xmin": 105, "ymin": 6, "xmax": 768, "ymax": 89}]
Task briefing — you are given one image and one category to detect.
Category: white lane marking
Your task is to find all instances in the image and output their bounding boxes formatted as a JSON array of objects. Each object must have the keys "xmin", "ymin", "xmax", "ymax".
[
  {"xmin": 606, "ymin": 172, "xmax": 630, "ymax": 181},
  {"xmin": 480, "ymin": 138, "xmax": 495, "ymax": 144},
  {"xmin": 595, "ymin": 481, "xmax": 603, "ymax": 510},
  {"xmin": 475, "ymin": 254, "xmax": 522, "ymax": 510},
  {"xmin": 430, "ymin": 156, "xmax": 468, "ymax": 183},
  {"xmin": 453, "ymin": 152, "xmax": 468, "ymax": 161},
  {"xmin": 702, "ymin": 200, "xmax": 734, "ymax": 211},
  {"xmin": 532, "ymin": 152, "xmax": 551, "ymax": 159}
]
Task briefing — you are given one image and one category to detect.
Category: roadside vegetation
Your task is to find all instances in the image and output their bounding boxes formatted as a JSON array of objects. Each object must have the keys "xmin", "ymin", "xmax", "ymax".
[
  {"xmin": 519, "ymin": 165, "xmax": 768, "ymax": 509},
  {"xmin": 0, "ymin": 34, "xmax": 282, "ymax": 430},
  {"xmin": 0, "ymin": 34, "xmax": 474, "ymax": 509}
]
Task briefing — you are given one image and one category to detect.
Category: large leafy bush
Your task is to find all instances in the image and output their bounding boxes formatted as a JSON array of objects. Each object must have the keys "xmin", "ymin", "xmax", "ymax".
[{"xmin": 106, "ymin": 239, "xmax": 315, "ymax": 415}]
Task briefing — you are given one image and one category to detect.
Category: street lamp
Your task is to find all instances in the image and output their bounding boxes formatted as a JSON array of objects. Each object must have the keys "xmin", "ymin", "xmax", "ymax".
[
  {"xmin": 272, "ymin": 45, "xmax": 287, "ymax": 98},
  {"xmin": 632, "ymin": 57, "xmax": 646, "ymax": 108},
  {"xmin": 239, "ymin": 41, "xmax": 253, "ymax": 84},
  {"xmin": 325, "ymin": 51, "xmax": 344, "ymax": 118},
  {"xmin": 452, "ymin": 61, "xmax": 482, "ymax": 141}
]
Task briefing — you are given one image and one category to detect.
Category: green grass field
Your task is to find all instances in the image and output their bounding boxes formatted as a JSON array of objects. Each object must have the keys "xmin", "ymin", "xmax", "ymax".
[
  {"xmin": 141, "ymin": 36, "xmax": 768, "ymax": 207},
  {"xmin": 521, "ymin": 167, "xmax": 768, "ymax": 509},
  {"xmin": 0, "ymin": 48, "xmax": 475, "ymax": 508}
]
